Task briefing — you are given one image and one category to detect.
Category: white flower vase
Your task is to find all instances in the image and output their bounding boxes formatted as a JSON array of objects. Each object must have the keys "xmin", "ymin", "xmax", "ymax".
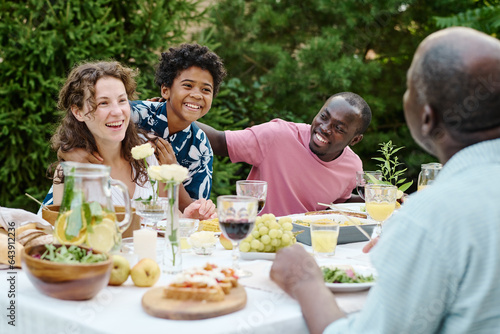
[{"xmin": 163, "ymin": 181, "xmax": 182, "ymax": 274}]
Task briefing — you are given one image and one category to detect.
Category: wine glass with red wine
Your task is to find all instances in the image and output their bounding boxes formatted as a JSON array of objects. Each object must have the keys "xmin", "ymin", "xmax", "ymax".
[
  {"xmin": 217, "ymin": 195, "xmax": 258, "ymax": 278},
  {"xmin": 236, "ymin": 180, "xmax": 268, "ymax": 214}
]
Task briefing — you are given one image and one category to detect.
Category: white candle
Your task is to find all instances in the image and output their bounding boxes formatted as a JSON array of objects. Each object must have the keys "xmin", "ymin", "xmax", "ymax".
[{"xmin": 133, "ymin": 228, "xmax": 157, "ymax": 261}]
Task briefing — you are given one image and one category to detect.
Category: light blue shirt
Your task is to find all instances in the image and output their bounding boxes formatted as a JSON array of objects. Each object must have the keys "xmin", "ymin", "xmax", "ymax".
[{"xmin": 325, "ymin": 138, "xmax": 500, "ymax": 334}]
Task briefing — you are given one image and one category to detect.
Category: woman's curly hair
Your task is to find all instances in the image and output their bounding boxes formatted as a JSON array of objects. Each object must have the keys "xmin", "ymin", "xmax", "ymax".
[
  {"xmin": 154, "ymin": 43, "xmax": 227, "ymax": 96},
  {"xmin": 50, "ymin": 61, "xmax": 149, "ymax": 186}
]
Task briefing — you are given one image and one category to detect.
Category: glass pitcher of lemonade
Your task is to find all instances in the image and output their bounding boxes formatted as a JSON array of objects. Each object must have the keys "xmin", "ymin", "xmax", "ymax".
[
  {"xmin": 417, "ymin": 163, "xmax": 442, "ymax": 191},
  {"xmin": 54, "ymin": 162, "xmax": 132, "ymax": 253}
]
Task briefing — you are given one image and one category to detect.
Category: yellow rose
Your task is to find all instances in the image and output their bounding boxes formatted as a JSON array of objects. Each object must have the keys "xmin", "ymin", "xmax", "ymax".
[{"xmin": 131, "ymin": 143, "xmax": 154, "ymax": 160}]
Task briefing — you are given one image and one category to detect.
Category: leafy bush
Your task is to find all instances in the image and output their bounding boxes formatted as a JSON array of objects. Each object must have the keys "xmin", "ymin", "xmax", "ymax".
[{"xmin": 0, "ymin": 0, "xmax": 205, "ymax": 211}]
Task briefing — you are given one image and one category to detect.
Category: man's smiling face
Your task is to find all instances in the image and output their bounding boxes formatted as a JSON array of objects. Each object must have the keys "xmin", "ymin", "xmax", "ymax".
[{"xmin": 309, "ymin": 96, "xmax": 364, "ymax": 162}]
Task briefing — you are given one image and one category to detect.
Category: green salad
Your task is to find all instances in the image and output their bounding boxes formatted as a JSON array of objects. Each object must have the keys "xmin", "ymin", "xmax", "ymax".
[
  {"xmin": 37, "ymin": 244, "xmax": 108, "ymax": 264},
  {"xmin": 322, "ymin": 266, "xmax": 375, "ymax": 284}
]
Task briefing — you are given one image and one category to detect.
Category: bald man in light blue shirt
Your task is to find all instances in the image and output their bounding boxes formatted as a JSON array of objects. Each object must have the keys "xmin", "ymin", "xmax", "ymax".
[{"xmin": 270, "ymin": 27, "xmax": 500, "ymax": 334}]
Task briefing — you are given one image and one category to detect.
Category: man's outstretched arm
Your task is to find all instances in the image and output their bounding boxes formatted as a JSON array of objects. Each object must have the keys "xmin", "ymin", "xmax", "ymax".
[{"xmin": 196, "ymin": 121, "xmax": 229, "ymax": 157}]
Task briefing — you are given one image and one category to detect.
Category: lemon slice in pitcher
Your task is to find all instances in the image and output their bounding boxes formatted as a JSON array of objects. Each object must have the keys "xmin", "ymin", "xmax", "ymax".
[
  {"xmin": 86, "ymin": 220, "xmax": 116, "ymax": 253},
  {"xmin": 54, "ymin": 210, "xmax": 87, "ymax": 245}
]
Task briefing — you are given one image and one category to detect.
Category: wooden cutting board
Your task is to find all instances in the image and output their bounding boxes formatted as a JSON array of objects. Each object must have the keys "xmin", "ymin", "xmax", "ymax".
[{"xmin": 142, "ymin": 285, "xmax": 247, "ymax": 320}]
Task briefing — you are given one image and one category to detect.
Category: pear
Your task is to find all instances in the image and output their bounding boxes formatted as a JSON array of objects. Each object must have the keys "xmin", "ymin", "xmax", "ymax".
[
  {"xmin": 130, "ymin": 258, "xmax": 160, "ymax": 287},
  {"xmin": 108, "ymin": 255, "xmax": 130, "ymax": 286}
]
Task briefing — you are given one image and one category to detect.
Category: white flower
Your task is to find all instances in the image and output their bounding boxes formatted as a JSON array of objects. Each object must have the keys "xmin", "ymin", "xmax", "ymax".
[
  {"xmin": 147, "ymin": 165, "xmax": 164, "ymax": 182},
  {"xmin": 148, "ymin": 164, "xmax": 189, "ymax": 184},
  {"xmin": 131, "ymin": 143, "xmax": 154, "ymax": 160}
]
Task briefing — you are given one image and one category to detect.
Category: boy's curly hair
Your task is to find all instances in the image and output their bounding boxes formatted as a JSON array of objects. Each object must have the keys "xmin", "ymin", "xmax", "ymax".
[{"xmin": 154, "ymin": 43, "xmax": 227, "ymax": 96}]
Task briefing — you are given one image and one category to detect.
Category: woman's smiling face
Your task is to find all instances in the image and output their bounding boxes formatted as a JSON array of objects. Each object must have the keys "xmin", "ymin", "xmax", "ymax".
[
  {"xmin": 73, "ymin": 76, "xmax": 130, "ymax": 145},
  {"xmin": 309, "ymin": 96, "xmax": 364, "ymax": 162}
]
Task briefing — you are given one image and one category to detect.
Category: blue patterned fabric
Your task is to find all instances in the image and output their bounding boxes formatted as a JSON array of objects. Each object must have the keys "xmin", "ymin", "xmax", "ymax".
[
  {"xmin": 325, "ymin": 138, "xmax": 500, "ymax": 333},
  {"xmin": 129, "ymin": 100, "xmax": 213, "ymax": 200}
]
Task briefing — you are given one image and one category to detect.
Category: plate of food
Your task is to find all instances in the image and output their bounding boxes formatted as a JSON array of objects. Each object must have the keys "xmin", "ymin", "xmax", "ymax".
[
  {"xmin": 321, "ymin": 265, "xmax": 376, "ymax": 292},
  {"xmin": 142, "ymin": 263, "xmax": 246, "ymax": 320}
]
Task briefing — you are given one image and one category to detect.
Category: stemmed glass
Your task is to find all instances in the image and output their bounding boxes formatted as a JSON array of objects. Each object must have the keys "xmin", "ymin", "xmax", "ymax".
[
  {"xmin": 236, "ymin": 180, "xmax": 268, "ymax": 214},
  {"xmin": 365, "ymin": 184, "xmax": 397, "ymax": 238},
  {"xmin": 217, "ymin": 195, "xmax": 258, "ymax": 278},
  {"xmin": 356, "ymin": 171, "xmax": 383, "ymax": 200},
  {"xmin": 133, "ymin": 198, "xmax": 169, "ymax": 230}
]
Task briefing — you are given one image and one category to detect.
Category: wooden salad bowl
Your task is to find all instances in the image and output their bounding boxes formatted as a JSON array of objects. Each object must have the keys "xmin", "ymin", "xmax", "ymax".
[{"xmin": 21, "ymin": 244, "xmax": 112, "ymax": 301}]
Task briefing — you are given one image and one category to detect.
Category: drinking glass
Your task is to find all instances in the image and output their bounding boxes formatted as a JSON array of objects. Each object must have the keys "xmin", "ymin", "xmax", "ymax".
[
  {"xmin": 311, "ymin": 219, "xmax": 340, "ymax": 257},
  {"xmin": 178, "ymin": 218, "xmax": 199, "ymax": 253},
  {"xmin": 236, "ymin": 180, "xmax": 268, "ymax": 214},
  {"xmin": 217, "ymin": 195, "xmax": 258, "ymax": 278},
  {"xmin": 356, "ymin": 171, "xmax": 383, "ymax": 200},
  {"xmin": 417, "ymin": 163, "xmax": 442, "ymax": 191},
  {"xmin": 365, "ymin": 184, "xmax": 398, "ymax": 237},
  {"xmin": 133, "ymin": 198, "xmax": 169, "ymax": 230}
]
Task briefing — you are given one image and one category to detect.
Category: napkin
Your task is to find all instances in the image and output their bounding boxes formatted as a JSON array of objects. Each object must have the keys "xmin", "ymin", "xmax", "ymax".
[
  {"xmin": 0, "ymin": 206, "xmax": 53, "ymax": 232},
  {"xmin": 0, "ymin": 207, "xmax": 54, "ymax": 269}
]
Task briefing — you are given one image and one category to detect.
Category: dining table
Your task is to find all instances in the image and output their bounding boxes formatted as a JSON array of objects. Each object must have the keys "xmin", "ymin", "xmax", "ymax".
[{"xmin": 1, "ymin": 239, "xmax": 374, "ymax": 334}]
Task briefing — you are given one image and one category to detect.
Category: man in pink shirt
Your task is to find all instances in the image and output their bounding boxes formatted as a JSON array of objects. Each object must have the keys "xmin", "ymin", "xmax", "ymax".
[{"xmin": 198, "ymin": 92, "xmax": 371, "ymax": 216}]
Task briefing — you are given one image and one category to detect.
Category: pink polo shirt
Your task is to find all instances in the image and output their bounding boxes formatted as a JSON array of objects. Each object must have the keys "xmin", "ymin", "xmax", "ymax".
[{"xmin": 226, "ymin": 119, "xmax": 362, "ymax": 216}]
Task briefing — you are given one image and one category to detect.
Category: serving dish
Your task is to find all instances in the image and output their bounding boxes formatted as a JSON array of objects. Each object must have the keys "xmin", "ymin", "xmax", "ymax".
[
  {"xmin": 290, "ymin": 213, "xmax": 375, "ymax": 245},
  {"xmin": 22, "ymin": 244, "xmax": 112, "ymax": 300}
]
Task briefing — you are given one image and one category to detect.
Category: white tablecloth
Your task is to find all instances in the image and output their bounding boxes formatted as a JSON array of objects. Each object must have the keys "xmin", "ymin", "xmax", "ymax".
[{"xmin": 0, "ymin": 241, "xmax": 372, "ymax": 334}]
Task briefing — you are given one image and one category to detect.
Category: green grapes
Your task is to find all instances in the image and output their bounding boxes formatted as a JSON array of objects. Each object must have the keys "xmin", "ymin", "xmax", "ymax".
[
  {"xmin": 261, "ymin": 235, "xmax": 271, "ymax": 244},
  {"xmin": 239, "ymin": 214, "xmax": 296, "ymax": 253}
]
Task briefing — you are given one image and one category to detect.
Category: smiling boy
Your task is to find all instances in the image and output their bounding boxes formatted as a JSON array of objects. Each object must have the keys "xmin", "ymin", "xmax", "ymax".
[
  {"xmin": 130, "ymin": 44, "xmax": 226, "ymax": 203},
  {"xmin": 199, "ymin": 92, "xmax": 372, "ymax": 216}
]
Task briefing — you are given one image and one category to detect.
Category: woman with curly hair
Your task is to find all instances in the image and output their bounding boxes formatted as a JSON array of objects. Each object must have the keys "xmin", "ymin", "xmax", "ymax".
[{"xmin": 49, "ymin": 60, "xmax": 216, "ymax": 220}]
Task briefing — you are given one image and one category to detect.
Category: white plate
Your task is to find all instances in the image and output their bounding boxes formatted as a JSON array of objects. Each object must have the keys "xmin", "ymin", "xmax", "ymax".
[
  {"xmin": 240, "ymin": 252, "xmax": 276, "ymax": 261},
  {"xmin": 325, "ymin": 281, "xmax": 375, "ymax": 292},
  {"xmin": 328, "ymin": 203, "xmax": 366, "ymax": 214}
]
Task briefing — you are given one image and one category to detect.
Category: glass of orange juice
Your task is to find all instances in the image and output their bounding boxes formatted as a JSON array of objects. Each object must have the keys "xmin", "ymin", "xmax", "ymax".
[
  {"xmin": 365, "ymin": 184, "xmax": 398, "ymax": 237},
  {"xmin": 310, "ymin": 219, "xmax": 340, "ymax": 257}
]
